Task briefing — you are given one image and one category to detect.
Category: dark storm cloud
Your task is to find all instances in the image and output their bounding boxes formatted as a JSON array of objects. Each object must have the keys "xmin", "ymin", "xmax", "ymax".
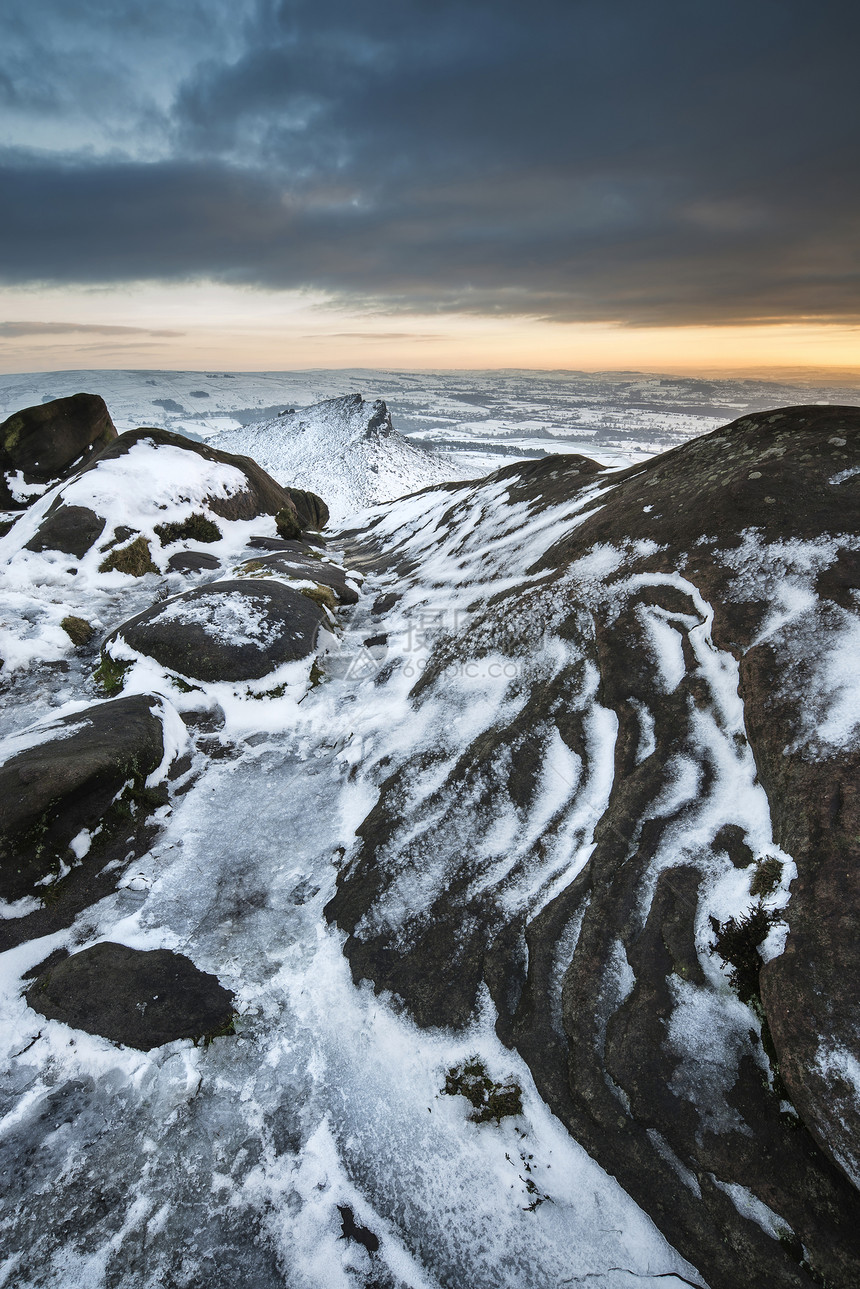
[{"xmin": 1, "ymin": 0, "xmax": 857, "ymax": 325}]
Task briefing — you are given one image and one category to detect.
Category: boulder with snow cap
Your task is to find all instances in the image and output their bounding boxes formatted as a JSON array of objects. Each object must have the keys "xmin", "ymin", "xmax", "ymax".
[
  {"xmin": 26, "ymin": 942, "xmax": 235, "ymax": 1051},
  {"xmin": 0, "ymin": 393, "xmax": 117, "ymax": 509},
  {"xmin": 82, "ymin": 427, "xmax": 302, "ymax": 524},
  {"xmin": 0, "ymin": 695, "xmax": 172, "ymax": 904},
  {"xmin": 105, "ymin": 578, "xmax": 326, "ymax": 683},
  {"xmin": 14, "ymin": 426, "xmax": 311, "ymax": 563}
]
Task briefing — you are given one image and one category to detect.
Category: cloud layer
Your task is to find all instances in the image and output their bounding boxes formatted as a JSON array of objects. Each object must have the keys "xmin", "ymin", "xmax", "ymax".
[{"xmin": 1, "ymin": 0, "xmax": 857, "ymax": 326}]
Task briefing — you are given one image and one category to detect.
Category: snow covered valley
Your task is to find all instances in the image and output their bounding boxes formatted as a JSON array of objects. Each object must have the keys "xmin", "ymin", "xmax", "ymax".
[{"xmin": 1, "ymin": 386, "xmax": 860, "ymax": 1289}]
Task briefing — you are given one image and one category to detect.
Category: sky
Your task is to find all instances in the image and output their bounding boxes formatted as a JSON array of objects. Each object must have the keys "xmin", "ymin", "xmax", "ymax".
[{"xmin": 1, "ymin": 0, "xmax": 858, "ymax": 373}]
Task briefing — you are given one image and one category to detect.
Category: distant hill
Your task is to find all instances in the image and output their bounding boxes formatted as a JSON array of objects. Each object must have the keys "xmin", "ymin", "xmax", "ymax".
[{"xmin": 215, "ymin": 392, "xmax": 471, "ymax": 522}]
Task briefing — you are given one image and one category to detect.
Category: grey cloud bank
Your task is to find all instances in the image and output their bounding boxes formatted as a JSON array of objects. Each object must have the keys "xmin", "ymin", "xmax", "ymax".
[{"xmin": 1, "ymin": 0, "xmax": 857, "ymax": 326}]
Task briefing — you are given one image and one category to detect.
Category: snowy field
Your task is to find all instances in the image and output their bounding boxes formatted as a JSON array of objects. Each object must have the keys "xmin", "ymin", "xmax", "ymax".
[{"xmin": 2, "ymin": 367, "xmax": 859, "ymax": 483}]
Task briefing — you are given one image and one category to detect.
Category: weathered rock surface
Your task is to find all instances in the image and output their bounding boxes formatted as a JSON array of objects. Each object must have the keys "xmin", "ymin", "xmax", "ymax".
[
  {"xmin": 25, "ymin": 502, "xmax": 106, "ymax": 558},
  {"xmin": 0, "ymin": 695, "xmax": 167, "ymax": 904},
  {"xmin": 166, "ymin": 549, "xmax": 222, "ymax": 574},
  {"xmin": 106, "ymin": 578, "xmax": 326, "ymax": 682},
  {"xmin": 326, "ymin": 406, "xmax": 860, "ymax": 1288},
  {"xmin": 282, "ymin": 486, "xmax": 330, "ymax": 532},
  {"xmin": 237, "ymin": 548, "xmax": 359, "ymax": 604},
  {"xmin": 0, "ymin": 393, "xmax": 117, "ymax": 508},
  {"xmin": 26, "ymin": 942, "xmax": 235, "ymax": 1050}
]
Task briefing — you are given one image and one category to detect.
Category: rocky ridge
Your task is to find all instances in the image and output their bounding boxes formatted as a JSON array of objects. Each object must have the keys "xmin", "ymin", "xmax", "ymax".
[{"xmin": 1, "ymin": 393, "xmax": 859, "ymax": 1288}]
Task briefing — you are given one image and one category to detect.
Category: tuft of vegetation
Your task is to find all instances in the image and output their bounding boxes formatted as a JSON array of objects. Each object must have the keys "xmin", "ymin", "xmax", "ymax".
[
  {"xmin": 750, "ymin": 856, "xmax": 784, "ymax": 898},
  {"xmin": 93, "ymin": 652, "xmax": 132, "ymax": 695},
  {"xmin": 246, "ymin": 682, "xmax": 288, "ymax": 701},
  {"xmin": 61, "ymin": 615, "xmax": 94, "ymax": 647},
  {"xmin": 442, "ymin": 1057, "xmax": 524, "ymax": 1123},
  {"xmin": 154, "ymin": 512, "xmax": 221, "ymax": 545},
  {"xmin": 308, "ymin": 659, "xmax": 325, "ymax": 687},
  {"xmin": 274, "ymin": 506, "xmax": 302, "ymax": 540},
  {"xmin": 709, "ymin": 904, "xmax": 776, "ymax": 1006},
  {"xmin": 299, "ymin": 583, "xmax": 337, "ymax": 611},
  {"xmin": 98, "ymin": 536, "xmax": 159, "ymax": 577},
  {"xmin": 199, "ymin": 1012, "xmax": 237, "ymax": 1047}
]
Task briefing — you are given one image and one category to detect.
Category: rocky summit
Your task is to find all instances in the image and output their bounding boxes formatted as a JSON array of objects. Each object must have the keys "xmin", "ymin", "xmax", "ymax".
[{"xmin": 0, "ymin": 393, "xmax": 859, "ymax": 1289}]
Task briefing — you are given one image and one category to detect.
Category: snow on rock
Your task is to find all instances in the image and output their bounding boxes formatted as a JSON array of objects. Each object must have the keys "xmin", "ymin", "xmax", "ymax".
[
  {"xmin": 2, "ymin": 398, "xmax": 860, "ymax": 1289},
  {"xmin": 216, "ymin": 393, "xmax": 472, "ymax": 523}
]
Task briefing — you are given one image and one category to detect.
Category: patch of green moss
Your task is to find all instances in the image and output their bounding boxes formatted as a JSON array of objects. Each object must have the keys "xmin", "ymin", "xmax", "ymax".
[
  {"xmin": 709, "ymin": 904, "xmax": 776, "ymax": 1006},
  {"xmin": 308, "ymin": 659, "xmax": 325, "ymax": 687},
  {"xmin": 275, "ymin": 506, "xmax": 302, "ymax": 540},
  {"xmin": 750, "ymin": 856, "xmax": 783, "ymax": 898},
  {"xmin": 171, "ymin": 676, "xmax": 202, "ymax": 694},
  {"xmin": 2, "ymin": 416, "xmax": 23, "ymax": 453},
  {"xmin": 98, "ymin": 536, "xmax": 159, "ymax": 577},
  {"xmin": 94, "ymin": 652, "xmax": 132, "ymax": 695},
  {"xmin": 154, "ymin": 512, "xmax": 222, "ymax": 545},
  {"xmin": 442, "ymin": 1057, "xmax": 523, "ymax": 1123},
  {"xmin": 61, "ymin": 615, "xmax": 94, "ymax": 647}
]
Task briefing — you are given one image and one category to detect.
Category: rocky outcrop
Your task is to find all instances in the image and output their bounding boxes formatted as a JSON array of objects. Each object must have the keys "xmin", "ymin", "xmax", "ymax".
[
  {"xmin": 80, "ymin": 426, "xmax": 303, "ymax": 525},
  {"xmin": 19, "ymin": 426, "xmax": 309, "ymax": 561},
  {"xmin": 0, "ymin": 393, "xmax": 117, "ymax": 509},
  {"xmin": 105, "ymin": 579, "xmax": 326, "ymax": 683},
  {"xmin": 0, "ymin": 695, "xmax": 171, "ymax": 904},
  {"xmin": 26, "ymin": 942, "xmax": 235, "ymax": 1050},
  {"xmin": 326, "ymin": 406, "xmax": 860, "ymax": 1289},
  {"xmin": 282, "ymin": 486, "xmax": 330, "ymax": 532}
]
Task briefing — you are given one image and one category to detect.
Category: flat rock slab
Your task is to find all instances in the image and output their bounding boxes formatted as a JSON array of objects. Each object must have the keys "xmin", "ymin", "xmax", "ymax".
[
  {"xmin": 0, "ymin": 695, "xmax": 166, "ymax": 902},
  {"xmin": 167, "ymin": 550, "xmax": 222, "ymax": 574},
  {"xmin": 26, "ymin": 942, "xmax": 235, "ymax": 1050},
  {"xmin": 109, "ymin": 578, "xmax": 325, "ymax": 682},
  {"xmin": 25, "ymin": 503, "xmax": 106, "ymax": 558},
  {"xmin": 239, "ymin": 551, "xmax": 358, "ymax": 604}
]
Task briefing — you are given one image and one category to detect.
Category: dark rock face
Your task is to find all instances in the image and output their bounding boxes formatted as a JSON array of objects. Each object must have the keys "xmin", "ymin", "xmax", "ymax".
[
  {"xmin": 25, "ymin": 503, "xmax": 106, "ymax": 558},
  {"xmin": 327, "ymin": 406, "xmax": 860, "ymax": 1289},
  {"xmin": 167, "ymin": 550, "xmax": 222, "ymax": 574},
  {"xmin": 282, "ymin": 486, "xmax": 330, "ymax": 531},
  {"xmin": 107, "ymin": 578, "xmax": 325, "ymax": 682},
  {"xmin": 0, "ymin": 695, "xmax": 166, "ymax": 903},
  {"xmin": 26, "ymin": 942, "xmax": 235, "ymax": 1050},
  {"xmin": 82, "ymin": 427, "xmax": 301, "ymax": 525},
  {"xmin": 0, "ymin": 393, "xmax": 117, "ymax": 507}
]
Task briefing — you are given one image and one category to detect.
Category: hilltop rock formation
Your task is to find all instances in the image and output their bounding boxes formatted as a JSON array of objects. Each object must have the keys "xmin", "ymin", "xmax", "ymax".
[
  {"xmin": 327, "ymin": 405, "xmax": 860, "ymax": 1289},
  {"xmin": 215, "ymin": 392, "xmax": 469, "ymax": 521},
  {"xmin": 0, "ymin": 392, "xmax": 117, "ymax": 510}
]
